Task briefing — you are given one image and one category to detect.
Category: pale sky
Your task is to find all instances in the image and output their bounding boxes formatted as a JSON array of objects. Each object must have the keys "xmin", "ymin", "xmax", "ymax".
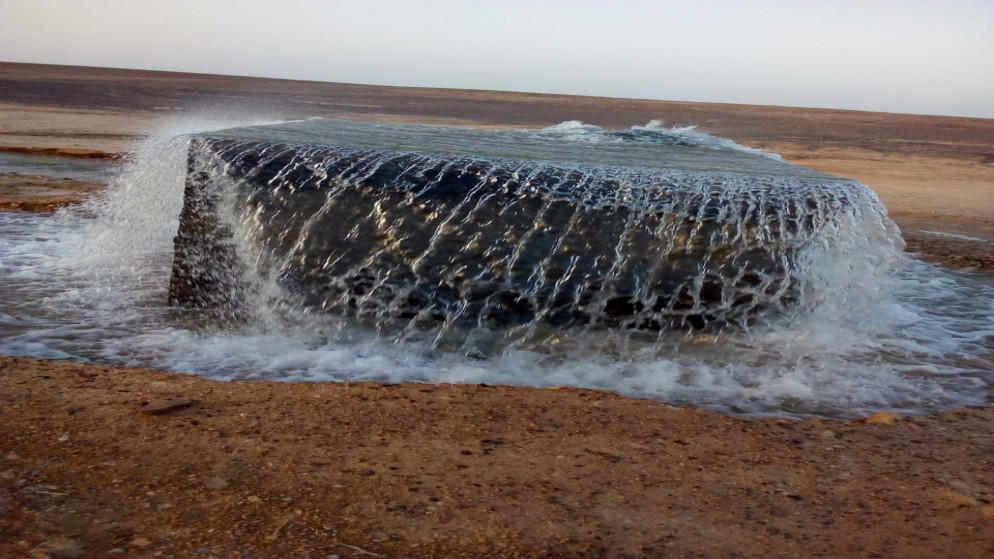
[{"xmin": 3, "ymin": 0, "xmax": 993, "ymax": 118}]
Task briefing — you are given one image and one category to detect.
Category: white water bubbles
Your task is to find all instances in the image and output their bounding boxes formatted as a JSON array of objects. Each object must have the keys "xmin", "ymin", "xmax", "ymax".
[{"xmin": 534, "ymin": 120, "xmax": 784, "ymax": 160}]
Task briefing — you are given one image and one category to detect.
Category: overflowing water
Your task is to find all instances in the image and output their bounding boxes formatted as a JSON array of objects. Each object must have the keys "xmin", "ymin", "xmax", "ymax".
[{"xmin": 1, "ymin": 119, "xmax": 992, "ymax": 418}]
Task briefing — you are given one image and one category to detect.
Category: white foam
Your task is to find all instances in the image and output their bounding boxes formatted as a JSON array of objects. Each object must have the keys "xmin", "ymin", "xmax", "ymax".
[
  {"xmin": 916, "ymin": 229, "xmax": 992, "ymax": 244},
  {"xmin": 533, "ymin": 119, "xmax": 783, "ymax": 159}
]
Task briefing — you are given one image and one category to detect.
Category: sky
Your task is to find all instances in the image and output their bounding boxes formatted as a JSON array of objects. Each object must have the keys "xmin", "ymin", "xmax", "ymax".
[{"xmin": 3, "ymin": 0, "xmax": 993, "ymax": 118}]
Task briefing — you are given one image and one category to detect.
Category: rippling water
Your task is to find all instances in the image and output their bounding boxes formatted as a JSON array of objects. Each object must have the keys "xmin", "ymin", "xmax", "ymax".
[{"xmin": 0, "ymin": 119, "xmax": 992, "ymax": 418}]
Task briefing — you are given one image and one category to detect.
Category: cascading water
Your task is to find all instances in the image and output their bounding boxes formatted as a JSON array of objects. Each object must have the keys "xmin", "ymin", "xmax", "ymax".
[
  {"xmin": 170, "ymin": 119, "xmax": 900, "ymax": 345},
  {"xmin": 0, "ymin": 118, "xmax": 991, "ymax": 418}
]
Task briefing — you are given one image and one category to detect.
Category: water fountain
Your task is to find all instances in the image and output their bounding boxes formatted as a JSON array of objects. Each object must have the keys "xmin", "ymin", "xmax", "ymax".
[
  {"xmin": 2, "ymin": 119, "xmax": 989, "ymax": 416},
  {"xmin": 169, "ymin": 119, "xmax": 893, "ymax": 346}
]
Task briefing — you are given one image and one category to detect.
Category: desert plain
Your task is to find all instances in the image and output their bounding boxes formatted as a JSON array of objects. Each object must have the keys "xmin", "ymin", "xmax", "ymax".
[{"xmin": 1, "ymin": 62, "xmax": 992, "ymax": 558}]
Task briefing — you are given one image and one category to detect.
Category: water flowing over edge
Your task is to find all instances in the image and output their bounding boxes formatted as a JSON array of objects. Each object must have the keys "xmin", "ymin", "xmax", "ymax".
[
  {"xmin": 1, "ymin": 118, "xmax": 992, "ymax": 419},
  {"xmin": 177, "ymin": 119, "xmax": 874, "ymax": 340}
]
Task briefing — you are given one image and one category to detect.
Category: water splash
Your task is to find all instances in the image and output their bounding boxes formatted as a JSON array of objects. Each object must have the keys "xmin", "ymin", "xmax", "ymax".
[
  {"xmin": 535, "ymin": 120, "xmax": 784, "ymax": 160},
  {"xmin": 0, "ymin": 118, "xmax": 991, "ymax": 418},
  {"xmin": 171, "ymin": 119, "xmax": 902, "ymax": 350}
]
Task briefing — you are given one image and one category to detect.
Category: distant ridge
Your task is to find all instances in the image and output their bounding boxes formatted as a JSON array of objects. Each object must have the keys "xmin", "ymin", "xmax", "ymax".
[{"xmin": 1, "ymin": 61, "xmax": 992, "ymax": 167}]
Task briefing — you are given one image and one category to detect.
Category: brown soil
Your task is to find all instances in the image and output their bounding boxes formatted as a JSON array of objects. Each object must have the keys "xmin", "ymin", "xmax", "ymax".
[
  {"xmin": 1, "ymin": 63, "xmax": 993, "ymax": 558},
  {"xmin": 0, "ymin": 147, "xmax": 118, "ymax": 159},
  {"xmin": 2, "ymin": 356, "xmax": 992, "ymax": 559},
  {"xmin": 0, "ymin": 174, "xmax": 104, "ymax": 212}
]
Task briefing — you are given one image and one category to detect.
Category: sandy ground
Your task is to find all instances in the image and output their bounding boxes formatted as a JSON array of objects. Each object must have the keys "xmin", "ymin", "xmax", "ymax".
[
  {"xmin": 0, "ymin": 174, "xmax": 104, "ymax": 212},
  {"xmin": 2, "ymin": 356, "xmax": 992, "ymax": 559},
  {"xmin": 1, "ymin": 62, "xmax": 993, "ymax": 557}
]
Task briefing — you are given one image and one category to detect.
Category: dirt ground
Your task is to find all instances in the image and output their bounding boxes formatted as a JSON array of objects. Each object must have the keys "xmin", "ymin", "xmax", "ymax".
[
  {"xmin": 0, "ymin": 174, "xmax": 105, "ymax": 212},
  {"xmin": 2, "ymin": 356, "xmax": 992, "ymax": 559},
  {"xmin": 1, "ymin": 62, "xmax": 993, "ymax": 558}
]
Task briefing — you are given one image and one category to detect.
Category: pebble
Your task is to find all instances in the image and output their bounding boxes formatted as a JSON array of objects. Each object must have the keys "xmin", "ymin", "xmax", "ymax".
[
  {"xmin": 204, "ymin": 476, "xmax": 230, "ymax": 490},
  {"xmin": 865, "ymin": 411, "xmax": 902, "ymax": 425},
  {"xmin": 141, "ymin": 398, "xmax": 194, "ymax": 415},
  {"xmin": 369, "ymin": 531, "xmax": 388, "ymax": 543},
  {"xmin": 819, "ymin": 429, "xmax": 837, "ymax": 439},
  {"xmin": 131, "ymin": 537, "xmax": 152, "ymax": 547},
  {"xmin": 33, "ymin": 537, "xmax": 84, "ymax": 557},
  {"xmin": 944, "ymin": 491, "xmax": 979, "ymax": 507},
  {"xmin": 195, "ymin": 547, "xmax": 212, "ymax": 554},
  {"xmin": 108, "ymin": 548, "xmax": 126, "ymax": 554},
  {"xmin": 246, "ymin": 495, "xmax": 263, "ymax": 503}
]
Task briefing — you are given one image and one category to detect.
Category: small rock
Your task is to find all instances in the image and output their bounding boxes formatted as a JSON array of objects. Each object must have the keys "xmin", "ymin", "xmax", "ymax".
[
  {"xmin": 865, "ymin": 411, "xmax": 902, "ymax": 425},
  {"xmin": 819, "ymin": 429, "xmax": 837, "ymax": 439},
  {"xmin": 944, "ymin": 490, "xmax": 979, "ymax": 507},
  {"xmin": 5, "ymin": 453, "xmax": 20, "ymax": 461},
  {"xmin": 369, "ymin": 531, "xmax": 388, "ymax": 543},
  {"xmin": 131, "ymin": 537, "xmax": 152, "ymax": 547},
  {"xmin": 195, "ymin": 547, "xmax": 212, "ymax": 554},
  {"xmin": 941, "ymin": 409, "xmax": 971, "ymax": 420},
  {"xmin": 204, "ymin": 476, "xmax": 230, "ymax": 490},
  {"xmin": 141, "ymin": 398, "xmax": 194, "ymax": 415},
  {"xmin": 32, "ymin": 536, "xmax": 84, "ymax": 557},
  {"xmin": 108, "ymin": 548, "xmax": 126, "ymax": 554},
  {"xmin": 57, "ymin": 433, "xmax": 70, "ymax": 443},
  {"xmin": 246, "ymin": 495, "xmax": 262, "ymax": 503}
]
